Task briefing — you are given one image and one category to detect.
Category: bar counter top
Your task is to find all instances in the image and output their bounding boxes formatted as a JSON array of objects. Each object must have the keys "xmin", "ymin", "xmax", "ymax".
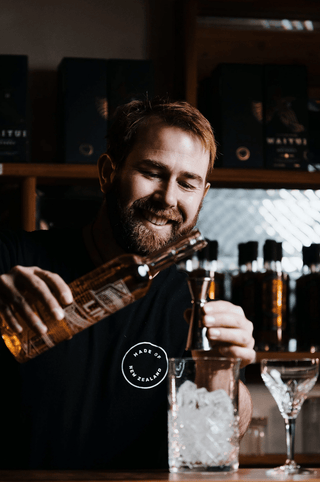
[{"xmin": 0, "ymin": 469, "xmax": 319, "ymax": 482}]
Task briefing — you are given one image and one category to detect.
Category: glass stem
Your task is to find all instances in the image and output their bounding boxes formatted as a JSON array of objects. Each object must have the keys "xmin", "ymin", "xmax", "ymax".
[{"xmin": 284, "ymin": 417, "xmax": 296, "ymax": 464}]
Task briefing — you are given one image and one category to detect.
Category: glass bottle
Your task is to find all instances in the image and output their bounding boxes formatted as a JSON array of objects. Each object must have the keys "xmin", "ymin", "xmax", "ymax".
[
  {"xmin": 231, "ymin": 241, "xmax": 261, "ymax": 340},
  {"xmin": 0, "ymin": 230, "xmax": 207, "ymax": 363},
  {"xmin": 258, "ymin": 239, "xmax": 289, "ymax": 351},
  {"xmin": 295, "ymin": 243, "xmax": 320, "ymax": 352}
]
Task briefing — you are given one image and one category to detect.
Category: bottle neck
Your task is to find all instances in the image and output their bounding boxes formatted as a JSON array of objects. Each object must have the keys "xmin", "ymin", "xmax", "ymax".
[
  {"xmin": 239, "ymin": 260, "xmax": 258, "ymax": 273},
  {"xmin": 310, "ymin": 263, "xmax": 320, "ymax": 273},
  {"xmin": 201, "ymin": 259, "xmax": 218, "ymax": 272},
  {"xmin": 144, "ymin": 230, "xmax": 207, "ymax": 277},
  {"xmin": 264, "ymin": 260, "xmax": 282, "ymax": 274}
]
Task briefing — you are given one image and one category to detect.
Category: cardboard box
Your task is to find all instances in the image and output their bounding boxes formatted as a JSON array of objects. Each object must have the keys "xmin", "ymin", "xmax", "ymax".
[
  {"xmin": 263, "ymin": 64, "xmax": 308, "ymax": 170},
  {"xmin": 0, "ymin": 55, "xmax": 29, "ymax": 163}
]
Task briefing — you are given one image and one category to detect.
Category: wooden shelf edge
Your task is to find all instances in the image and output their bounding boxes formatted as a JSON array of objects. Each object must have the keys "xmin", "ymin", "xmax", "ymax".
[
  {"xmin": 254, "ymin": 352, "xmax": 320, "ymax": 362},
  {"xmin": 0, "ymin": 163, "xmax": 99, "ymax": 179},
  {"xmin": 208, "ymin": 168, "xmax": 320, "ymax": 189}
]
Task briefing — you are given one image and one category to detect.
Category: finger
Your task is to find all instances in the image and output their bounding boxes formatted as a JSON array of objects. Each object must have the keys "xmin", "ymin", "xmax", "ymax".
[
  {"xmin": 218, "ymin": 345, "xmax": 256, "ymax": 368},
  {"xmin": 203, "ymin": 300, "xmax": 244, "ymax": 317},
  {"xmin": 207, "ymin": 326, "xmax": 254, "ymax": 348},
  {"xmin": 13, "ymin": 269, "xmax": 66, "ymax": 323},
  {"xmin": 0, "ymin": 301, "xmax": 23, "ymax": 333},
  {"xmin": 0, "ymin": 268, "xmax": 63, "ymax": 332},
  {"xmin": 0, "ymin": 290, "xmax": 48, "ymax": 335},
  {"xmin": 203, "ymin": 311, "xmax": 254, "ymax": 335},
  {"xmin": 35, "ymin": 269, "xmax": 73, "ymax": 305},
  {"xmin": 0, "ymin": 273, "xmax": 46, "ymax": 333}
]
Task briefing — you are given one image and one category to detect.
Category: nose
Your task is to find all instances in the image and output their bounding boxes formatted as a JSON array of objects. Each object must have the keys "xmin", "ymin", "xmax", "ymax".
[{"xmin": 154, "ymin": 179, "xmax": 178, "ymax": 208}]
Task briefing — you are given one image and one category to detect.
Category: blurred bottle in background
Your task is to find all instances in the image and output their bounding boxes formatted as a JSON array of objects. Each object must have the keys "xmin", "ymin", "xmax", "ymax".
[
  {"xmin": 295, "ymin": 243, "xmax": 320, "ymax": 352},
  {"xmin": 240, "ymin": 417, "xmax": 268, "ymax": 456},
  {"xmin": 231, "ymin": 241, "xmax": 261, "ymax": 342},
  {"xmin": 302, "ymin": 397, "xmax": 320, "ymax": 454},
  {"xmin": 258, "ymin": 240, "xmax": 289, "ymax": 351}
]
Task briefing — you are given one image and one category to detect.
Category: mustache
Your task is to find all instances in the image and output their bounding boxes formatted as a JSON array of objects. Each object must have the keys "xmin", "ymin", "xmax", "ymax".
[{"xmin": 132, "ymin": 197, "xmax": 184, "ymax": 224}]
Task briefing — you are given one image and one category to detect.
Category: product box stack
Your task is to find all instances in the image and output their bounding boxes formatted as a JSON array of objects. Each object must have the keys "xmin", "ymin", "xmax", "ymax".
[
  {"xmin": 0, "ymin": 54, "xmax": 29, "ymax": 163},
  {"xmin": 199, "ymin": 63, "xmax": 309, "ymax": 170},
  {"xmin": 57, "ymin": 57, "xmax": 154, "ymax": 164}
]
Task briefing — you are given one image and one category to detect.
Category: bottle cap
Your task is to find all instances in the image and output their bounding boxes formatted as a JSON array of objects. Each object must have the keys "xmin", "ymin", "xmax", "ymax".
[
  {"xmin": 208, "ymin": 240, "xmax": 218, "ymax": 261},
  {"xmin": 276, "ymin": 242, "xmax": 283, "ymax": 261},
  {"xmin": 198, "ymin": 239, "xmax": 218, "ymax": 261},
  {"xmin": 302, "ymin": 245, "xmax": 311, "ymax": 266},
  {"xmin": 246, "ymin": 241, "xmax": 258, "ymax": 262},
  {"xmin": 238, "ymin": 243, "xmax": 246, "ymax": 266},
  {"xmin": 263, "ymin": 239, "xmax": 278, "ymax": 262},
  {"xmin": 304, "ymin": 243, "xmax": 320, "ymax": 266},
  {"xmin": 197, "ymin": 239, "xmax": 208, "ymax": 261}
]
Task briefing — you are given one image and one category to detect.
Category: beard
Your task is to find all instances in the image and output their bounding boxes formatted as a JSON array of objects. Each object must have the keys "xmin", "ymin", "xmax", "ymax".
[{"xmin": 105, "ymin": 177, "xmax": 203, "ymax": 256}]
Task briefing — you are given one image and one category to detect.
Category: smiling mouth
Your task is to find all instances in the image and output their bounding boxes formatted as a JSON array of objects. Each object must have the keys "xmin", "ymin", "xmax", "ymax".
[{"xmin": 141, "ymin": 209, "xmax": 173, "ymax": 226}]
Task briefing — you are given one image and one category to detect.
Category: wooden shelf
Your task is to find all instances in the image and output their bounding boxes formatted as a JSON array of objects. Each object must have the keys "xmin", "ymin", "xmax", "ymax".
[
  {"xmin": 0, "ymin": 162, "xmax": 98, "ymax": 180},
  {"xmin": 255, "ymin": 351, "xmax": 320, "ymax": 362},
  {"xmin": 181, "ymin": 1, "xmax": 320, "ymax": 105},
  {"xmin": 208, "ymin": 168, "xmax": 320, "ymax": 189},
  {"xmin": 0, "ymin": 163, "xmax": 100, "ymax": 232}
]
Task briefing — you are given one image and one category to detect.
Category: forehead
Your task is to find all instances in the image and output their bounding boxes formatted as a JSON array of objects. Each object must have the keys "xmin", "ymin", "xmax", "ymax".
[{"xmin": 128, "ymin": 118, "xmax": 210, "ymax": 177}]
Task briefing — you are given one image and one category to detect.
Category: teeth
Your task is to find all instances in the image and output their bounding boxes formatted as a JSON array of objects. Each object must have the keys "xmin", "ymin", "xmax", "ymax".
[{"xmin": 144, "ymin": 211, "xmax": 168, "ymax": 226}]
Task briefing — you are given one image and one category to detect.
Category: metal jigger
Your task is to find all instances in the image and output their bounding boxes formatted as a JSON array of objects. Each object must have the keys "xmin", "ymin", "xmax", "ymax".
[
  {"xmin": 185, "ymin": 274, "xmax": 213, "ymax": 351},
  {"xmin": 186, "ymin": 239, "xmax": 218, "ymax": 351},
  {"xmin": 178, "ymin": 239, "xmax": 219, "ymax": 352}
]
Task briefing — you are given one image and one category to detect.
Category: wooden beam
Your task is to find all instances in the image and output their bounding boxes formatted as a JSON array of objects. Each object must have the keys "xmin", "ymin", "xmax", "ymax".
[{"xmin": 21, "ymin": 176, "xmax": 36, "ymax": 232}]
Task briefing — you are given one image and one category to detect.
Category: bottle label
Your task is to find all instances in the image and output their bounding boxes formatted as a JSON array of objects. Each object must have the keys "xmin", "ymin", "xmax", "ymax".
[
  {"xmin": 57, "ymin": 279, "xmax": 134, "ymax": 334},
  {"xmin": 15, "ymin": 279, "xmax": 134, "ymax": 361},
  {"xmin": 63, "ymin": 280, "xmax": 134, "ymax": 330}
]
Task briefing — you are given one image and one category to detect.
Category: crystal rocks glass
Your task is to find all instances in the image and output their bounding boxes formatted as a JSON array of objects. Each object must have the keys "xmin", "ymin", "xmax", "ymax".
[{"xmin": 168, "ymin": 356, "xmax": 241, "ymax": 473}]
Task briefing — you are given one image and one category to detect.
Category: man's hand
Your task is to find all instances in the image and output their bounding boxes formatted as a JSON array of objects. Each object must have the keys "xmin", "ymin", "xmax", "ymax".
[
  {"xmin": 0, "ymin": 266, "xmax": 73, "ymax": 335},
  {"xmin": 185, "ymin": 300, "xmax": 256, "ymax": 368}
]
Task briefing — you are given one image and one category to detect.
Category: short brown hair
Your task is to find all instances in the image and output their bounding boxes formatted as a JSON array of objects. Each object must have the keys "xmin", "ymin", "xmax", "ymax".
[{"xmin": 106, "ymin": 97, "xmax": 216, "ymax": 176}]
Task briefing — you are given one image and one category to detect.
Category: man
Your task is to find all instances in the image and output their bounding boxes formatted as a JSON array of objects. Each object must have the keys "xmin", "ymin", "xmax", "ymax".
[{"xmin": 0, "ymin": 98, "xmax": 255, "ymax": 469}]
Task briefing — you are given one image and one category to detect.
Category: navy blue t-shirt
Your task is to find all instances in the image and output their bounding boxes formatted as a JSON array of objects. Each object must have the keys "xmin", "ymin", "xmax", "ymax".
[{"xmin": 0, "ymin": 228, "xmax": 191, "ymax": 469}]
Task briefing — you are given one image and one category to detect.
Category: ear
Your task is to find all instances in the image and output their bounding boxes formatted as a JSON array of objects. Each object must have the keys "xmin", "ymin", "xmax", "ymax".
[
  {"xmin": 98, "ymin": 153, "xmax": 116, "ymax": 193},
  {"xmin": 204, "ymin": 182, "xmax": 211, "ymax": 198}
]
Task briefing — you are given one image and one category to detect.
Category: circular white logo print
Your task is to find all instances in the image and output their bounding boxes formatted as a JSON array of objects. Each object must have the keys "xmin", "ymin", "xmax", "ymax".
[{"xmin": 121, "ymin": 342, "xmax": 168, "ymax": 389}]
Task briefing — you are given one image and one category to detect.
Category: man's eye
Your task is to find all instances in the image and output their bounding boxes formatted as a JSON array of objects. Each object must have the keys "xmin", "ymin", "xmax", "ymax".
[
  {"xmin": 141, "ymin": 170, "xmax": 160, "ymax": 178},
  {"xmin": 179, "ymin": 181, "xmax": 196, "ymax": 190}
]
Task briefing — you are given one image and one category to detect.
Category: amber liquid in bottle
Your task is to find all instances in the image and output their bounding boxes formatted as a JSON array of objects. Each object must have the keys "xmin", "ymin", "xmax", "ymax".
[
  {"xmin": 258, "ymin": 240, "xmax": 289, "ymax": 351},
  {"xmin": 1, "ymin": 230, "xmax": 206, "ymax": 362}
]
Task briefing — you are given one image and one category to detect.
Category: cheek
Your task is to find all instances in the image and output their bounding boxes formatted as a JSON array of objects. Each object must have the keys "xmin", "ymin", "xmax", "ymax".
[
  {"xmin": 120, "ymin": 175, "xmax": 153, "ymax": 206},
  {"xmin": 182, "ymin": 192, "xmax": 203, "ymax": 219}
]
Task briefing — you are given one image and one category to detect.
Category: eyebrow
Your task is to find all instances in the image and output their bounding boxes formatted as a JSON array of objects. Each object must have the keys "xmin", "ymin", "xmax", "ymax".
[{"xmin": 138, "ymin": 159, "xmax": 205, "ymax": 185}]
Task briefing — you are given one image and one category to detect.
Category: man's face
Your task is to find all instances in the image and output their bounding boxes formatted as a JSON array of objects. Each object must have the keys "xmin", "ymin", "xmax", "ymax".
[{"xmin": 107, "ymin": 118, "xmax": 210, "ymax": 255}]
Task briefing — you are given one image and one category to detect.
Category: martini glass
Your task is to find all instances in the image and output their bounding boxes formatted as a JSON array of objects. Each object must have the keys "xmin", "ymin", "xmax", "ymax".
[{"xmin": 261, "ymin": 358, "xmax": 319, "ymax": 478}]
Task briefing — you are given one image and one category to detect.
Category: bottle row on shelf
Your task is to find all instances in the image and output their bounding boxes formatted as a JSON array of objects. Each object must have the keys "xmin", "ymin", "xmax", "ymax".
[{"xmin": 179, "ymin": 238, "xmax": 320, "ymax": 353}]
